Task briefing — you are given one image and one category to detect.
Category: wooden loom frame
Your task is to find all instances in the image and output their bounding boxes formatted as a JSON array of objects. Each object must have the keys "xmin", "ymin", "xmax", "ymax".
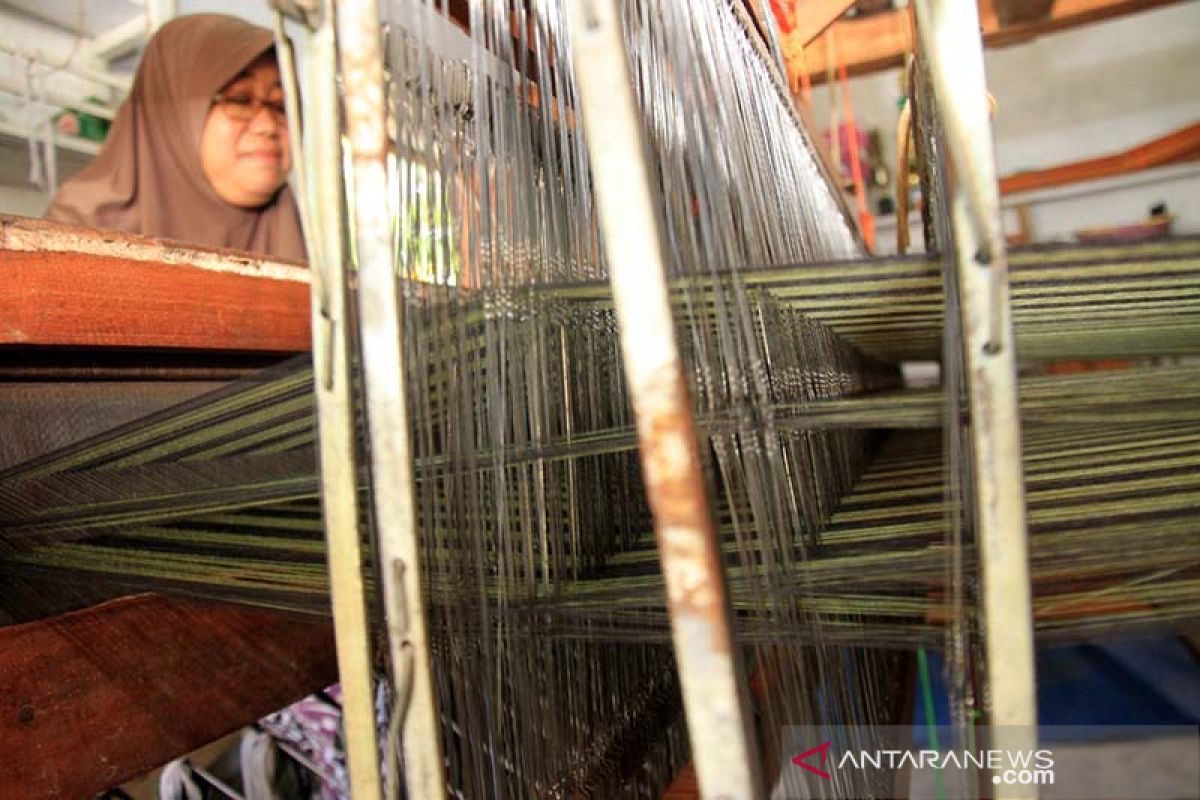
[{"xmin": 298, "ymin": 0, "xmax": 1034, "ymax": 797}]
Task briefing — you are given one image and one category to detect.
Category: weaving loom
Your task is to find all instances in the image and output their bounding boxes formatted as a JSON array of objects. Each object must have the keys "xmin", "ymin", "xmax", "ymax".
[{"xmin": 1, "ymin": 0, "xmax": 1197, "ymax": 798}]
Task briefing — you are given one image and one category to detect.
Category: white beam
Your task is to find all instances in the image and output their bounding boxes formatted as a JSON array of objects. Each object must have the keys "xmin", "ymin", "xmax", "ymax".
[
  {"xmin": 0, "ymin": 75, "xmax": 117, "ymax": 120},
  {"xmin": 146, "ymin": 0, "xmax": 177, "ymax": 32},
  {"xmin": 79, "ymin": 16, "xmax": 149, "ymax": 64},
  {"xmin": 0, "ymin": 42, "xmax": 130, "ymax": 92}
]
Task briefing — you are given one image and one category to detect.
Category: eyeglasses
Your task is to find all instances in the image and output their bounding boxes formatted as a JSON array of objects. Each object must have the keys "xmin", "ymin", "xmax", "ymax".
[{"xmin": 212, "ymin": 92, "xmax": 288, "ymax": 123}]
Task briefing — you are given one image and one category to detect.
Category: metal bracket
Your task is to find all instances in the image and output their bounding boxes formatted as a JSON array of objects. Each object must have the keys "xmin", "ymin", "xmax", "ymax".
[
  {"xmin": 279, "ymin": 3, "xmax": 385, "ymax": 797},
  {"xmin": 913, "ymin": 2, "xmax": 1039, "ymax": 797}
]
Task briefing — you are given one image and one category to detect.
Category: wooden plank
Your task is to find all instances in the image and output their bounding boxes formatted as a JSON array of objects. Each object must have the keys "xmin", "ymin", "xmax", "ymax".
[
  {"xmin": 0, "ymin": 215, "xmax": 311, "ymax": 352},
  {"xmin": 0, "ymin": 593, "xmax": 337, "ymax": 800},
  {"xmin": 797, "ymin": 0, "xmax": 1185, "ymax": 85}
]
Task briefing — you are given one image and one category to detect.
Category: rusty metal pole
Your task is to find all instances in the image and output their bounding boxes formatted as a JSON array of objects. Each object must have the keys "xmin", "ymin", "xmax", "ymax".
[
  {"xmin": 913, "ymin": 2, "xmax": 1039, "ymax": 797},
  {"xmin": 335, "ymin": 1, "xmax": 447, "ymax": 798},
  {"xmin": 566, "ymin": 1, "xmax": 764, "ymax": 798},
  {"xmin": 272, "ymin": 3, "xmax": 385, "ymax": 796}
]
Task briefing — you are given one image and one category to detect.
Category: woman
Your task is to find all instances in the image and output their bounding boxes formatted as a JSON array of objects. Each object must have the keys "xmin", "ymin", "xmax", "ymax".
[
  {"xmin": 46, "ymin": 13, "xmax": 305, "ymax": 262},
  {"xmin": 47, "ymin": 14, "xmax": 341, "ymax": 798}
]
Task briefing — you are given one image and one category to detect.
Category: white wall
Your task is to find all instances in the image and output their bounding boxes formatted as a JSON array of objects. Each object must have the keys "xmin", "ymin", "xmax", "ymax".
[
  {"xmin": 988, "ymin": 2, "xmax": 1200, "ymax": 173},
  {"xmin": 809, "ymin": 2, "xmax": 1200, "ymax": 250},
  {"xmin": 0, "ymin": 126, "xmax": 100, "ymax": 218},
  {"xmin": 175, "ymin": 0, "xmax": 274, "ymax": 26},
  {"xmin": 0, "ymin": 183, "xmax": 52, "ymax": 217}
]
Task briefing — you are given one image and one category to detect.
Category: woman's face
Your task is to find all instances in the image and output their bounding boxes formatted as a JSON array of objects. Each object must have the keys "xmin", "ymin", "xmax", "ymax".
[{"xmin": 200, "ymin": 52, "xmax": 292, "ymax": 208}]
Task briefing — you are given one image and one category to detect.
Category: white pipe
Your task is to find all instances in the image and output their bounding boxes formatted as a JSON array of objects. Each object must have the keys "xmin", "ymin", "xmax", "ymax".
[
  {"xmin": 79, "ymin": 16, "xmax": 150, "ymax": 64},
  {"xmin": 146, "ymin": 0, "xmax": 178, "ymax": 33},
  {"xmin": 0, "ymin": 42, "xmax": 131, "ymax": 92},
  {"xmin": 0, "ymin": 75, "xmax": 118, "ymax": 121}
]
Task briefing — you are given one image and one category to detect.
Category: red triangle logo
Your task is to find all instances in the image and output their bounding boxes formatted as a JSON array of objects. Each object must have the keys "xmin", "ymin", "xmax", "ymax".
[{"xmin": 792, "ymin": 741, "xmax": 832, "ymax": 780}]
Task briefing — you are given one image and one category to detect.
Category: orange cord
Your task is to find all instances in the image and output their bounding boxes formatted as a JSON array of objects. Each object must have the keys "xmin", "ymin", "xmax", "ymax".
[{"xmin": 834, "ymin": 31, "xmax": 875, "ymax": 252}]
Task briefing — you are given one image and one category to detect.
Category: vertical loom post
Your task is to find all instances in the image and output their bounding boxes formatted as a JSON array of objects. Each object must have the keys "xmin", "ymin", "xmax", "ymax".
[
  {"xmin": 277, "ymin": 4, "xmax": 385, "ymax": 797},
  {"xmin": 566, "ymin": 1, "xmax": 765, "ymax": 798},
  {"xmin": 335, "ymin": 1, "xmax": 447, "ymax": 798},
  {"xmin": 913, "ymin": 0, "xmax": 1039, "ymax": 794}
]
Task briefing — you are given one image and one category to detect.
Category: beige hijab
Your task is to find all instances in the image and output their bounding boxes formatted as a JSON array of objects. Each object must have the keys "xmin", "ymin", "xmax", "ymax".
[{"xmin": 46, "ymin": 14, "xmax": 306, "ymax": 262}]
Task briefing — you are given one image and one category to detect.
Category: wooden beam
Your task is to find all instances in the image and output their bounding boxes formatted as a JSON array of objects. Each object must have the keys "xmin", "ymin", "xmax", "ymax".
[
  {"xmin": 793, "ymin": 0, "xmax": 858, "ymax": 47},
  {"xmin": 0, "ymin": 216, "xmax": 311, "ymax": 353},
  {"xmin": 999, "ymin": 121, "xmax": 1200, "ymax": 195},
  {"xmin": 796, "ymin": 0, "xmax": 1185, "ymax": 85},
  {"xmin": 0, "ymin": 594, "xmax": 337, "ymax": 800},
  {"xmin": 993, "ymin": 0, "xmax": 1056, "ymax": 26},
  {"xmin": 983, "ymin": 0, "xmax": 1182, "ymax": 45},
  {"xmin": 79, "ymin": 16, "xmax": 150, "ymax": 64},
  {"xmin": 788, "ymin": 4, "xmax": 913, "ymax": 88}
]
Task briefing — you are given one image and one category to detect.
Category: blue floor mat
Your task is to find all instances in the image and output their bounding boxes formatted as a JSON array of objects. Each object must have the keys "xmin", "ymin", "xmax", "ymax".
[{"xmin": 913, "ymin": 636, "xmax": 1200, "ymax": 744}]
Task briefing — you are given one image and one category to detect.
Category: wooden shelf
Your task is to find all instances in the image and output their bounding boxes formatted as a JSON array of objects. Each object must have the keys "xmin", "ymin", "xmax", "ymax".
[{"xmin": 0, "ymin": 594, "xmax": 336, "ymax": 800}]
